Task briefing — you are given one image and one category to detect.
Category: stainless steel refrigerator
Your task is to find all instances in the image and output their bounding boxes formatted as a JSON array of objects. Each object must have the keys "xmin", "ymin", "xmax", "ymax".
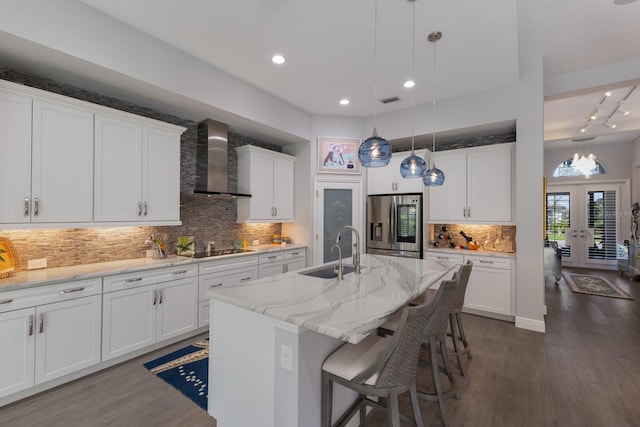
[{"xmin": 366, "ymin": 193, "xmax": 423, "ymax": 259}]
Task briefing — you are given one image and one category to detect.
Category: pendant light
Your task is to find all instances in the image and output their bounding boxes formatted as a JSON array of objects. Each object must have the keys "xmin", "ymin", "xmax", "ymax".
[
  {"xmin": 423, "ymin": 31, "xmax": 445, "ymax": 187},
  {"xmin": 358, "ymin": 0, "xmax": 392, "ymax": 168},
  {"xmin": 400, "ymin": 0, "xmax": 427, "ymax": 178}
]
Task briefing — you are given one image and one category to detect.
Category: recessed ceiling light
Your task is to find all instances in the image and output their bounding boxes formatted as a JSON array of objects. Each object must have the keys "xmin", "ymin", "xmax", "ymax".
[
  {"xmin": 339, "ymin": 99, "xmax": 350, "ymax": 106},
  {"xmin": 271, "ymin": 55, "xmax": 286, "ymax": 65},
  {"xmin": 605, "ymin": 91, "xmax": 612, "ymax": 97},
  {"xmin": 403, "ymin": 80, "xmax": 415, "ymax": 88}
]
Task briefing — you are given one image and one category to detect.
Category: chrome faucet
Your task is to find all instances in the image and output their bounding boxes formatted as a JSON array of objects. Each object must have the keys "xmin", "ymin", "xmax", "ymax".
[
  {"xmin": 330, "ymin": 243, "xmax": 343, "ymax": 280},
  {"xmin": 335, "ymin": 225, "xmax": 361, "ymax": 274}
]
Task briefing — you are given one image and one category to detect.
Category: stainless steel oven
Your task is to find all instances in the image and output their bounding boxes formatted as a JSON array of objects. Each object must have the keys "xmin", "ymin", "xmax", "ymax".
[{"xmin": 366, "ymin": 193, "xmax": 423, "ymax": 258}]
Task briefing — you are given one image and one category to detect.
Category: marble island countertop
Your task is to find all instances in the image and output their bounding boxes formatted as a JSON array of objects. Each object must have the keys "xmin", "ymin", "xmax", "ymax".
[
  {"xmin": 207, "ymin": 253, "xmax": 458, "ymax": 344},
  {"xmin": 0, "ymin": 244, "xmax": 304, "ymax": 292}
]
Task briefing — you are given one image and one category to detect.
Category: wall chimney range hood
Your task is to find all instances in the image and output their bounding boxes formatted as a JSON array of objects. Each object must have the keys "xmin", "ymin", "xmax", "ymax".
[{"xmin": 191, "ymin": 119, "xmax": 251, "ymax": 199}]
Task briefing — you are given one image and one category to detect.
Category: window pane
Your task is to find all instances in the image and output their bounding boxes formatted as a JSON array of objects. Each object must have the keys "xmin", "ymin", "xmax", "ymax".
[{"xmin": 546, "ymin": 192, "xmax": 571, "ymax": 257}]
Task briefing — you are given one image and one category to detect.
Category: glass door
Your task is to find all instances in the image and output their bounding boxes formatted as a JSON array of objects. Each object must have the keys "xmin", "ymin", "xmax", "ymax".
[
  {"xmin": 314, "ymin": 179, "xmax": 362, "ymax": 265},
  {"xmin": 547, "ymin": 183, "xmax": 620, "ymax": 268}
]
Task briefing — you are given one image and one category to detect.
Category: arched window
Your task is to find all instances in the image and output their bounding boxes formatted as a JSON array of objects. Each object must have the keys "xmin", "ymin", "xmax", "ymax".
[{"xmin": 552, "ymin": 159, "xmax": 606, "ymax": 178}]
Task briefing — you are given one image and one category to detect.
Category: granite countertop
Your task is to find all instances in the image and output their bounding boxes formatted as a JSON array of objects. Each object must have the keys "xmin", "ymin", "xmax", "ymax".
[
  {"xmin": 0, "ymin": 244, "xmax": 305, "ymax": 292},
  {"xmin": 207, "ymin": 253, "xmax": 458, "ymax": 344},
  {"xmin": 425, "ymin": 247, "xmax": 516, "ymax": 258}
]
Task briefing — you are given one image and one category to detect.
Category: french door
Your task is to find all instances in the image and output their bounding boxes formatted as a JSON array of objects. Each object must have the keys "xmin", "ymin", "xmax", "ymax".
[
  {"xmin": 314, "ymin": 179, "xmax": 363, "ymax": 265},
  {"xmin": 546, "ymin": 183, "xmax": 621, "ymax": 269}
]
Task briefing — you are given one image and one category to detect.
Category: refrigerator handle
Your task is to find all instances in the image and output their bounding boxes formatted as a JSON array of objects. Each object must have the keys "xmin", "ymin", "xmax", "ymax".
[{"xmin": 389, "ymin": 196, "xmax": 397, "ymax": 245}]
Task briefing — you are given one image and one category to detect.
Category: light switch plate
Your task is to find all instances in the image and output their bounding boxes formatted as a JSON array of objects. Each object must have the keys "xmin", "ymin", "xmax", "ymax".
[{"xmin": 27, "ymin": 258, "xmax": 47, "ymax": 270}]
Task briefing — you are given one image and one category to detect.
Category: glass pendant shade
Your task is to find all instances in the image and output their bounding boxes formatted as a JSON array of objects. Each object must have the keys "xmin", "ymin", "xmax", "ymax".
[
  {"xmin": 423, "ymin": 164, "xmax": 445, "ymax": 186},
  {"xmin": 400, "ymin": 153, "xmax": 426, "ymax": 178},
  {"xmin": 359, "ymin": 128, "xmax": 392, "ymax": 167}
]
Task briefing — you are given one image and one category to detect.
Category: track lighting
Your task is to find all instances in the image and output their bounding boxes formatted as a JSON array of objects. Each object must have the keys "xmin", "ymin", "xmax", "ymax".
[
  {"xmin": 580, "ymin": 124, "xmax": 591, "ymax": 133},
  {"xmin": 603, "ymin": 119, "xmax": 617, "ymax": 129}
]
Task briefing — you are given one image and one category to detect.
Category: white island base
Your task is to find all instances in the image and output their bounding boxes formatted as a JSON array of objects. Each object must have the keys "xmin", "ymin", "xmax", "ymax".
[{"xmin": 209, "ymin": 299, "xmax": 357, "ymax": 427}]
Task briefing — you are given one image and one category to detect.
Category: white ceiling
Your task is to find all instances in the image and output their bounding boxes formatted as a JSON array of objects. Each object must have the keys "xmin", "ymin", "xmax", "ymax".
[{"xmin": 3, "ymin": 0, "xmax": 640, "ymax": 148}]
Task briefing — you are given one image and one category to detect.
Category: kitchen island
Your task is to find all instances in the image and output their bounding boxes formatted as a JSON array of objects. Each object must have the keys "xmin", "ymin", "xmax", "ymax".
[{"xmin": 207, "ymin": 253, "xmax": 457, "ymax": 427}]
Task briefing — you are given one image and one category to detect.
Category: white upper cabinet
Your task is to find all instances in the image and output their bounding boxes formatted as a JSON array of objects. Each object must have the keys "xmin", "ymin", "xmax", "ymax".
[
  {"xmin": 367, "ymin": 151, "xmax": 425, "ymax": 195},
  {"xmin": 0, "ymin": 90, "xmax": 32, "ymax": 224},
  {"xmin": 94, "ymin": 115, "xmax": 181, "ymax": 223},
  {"xmin": 94, "ymin": 114, "xmax": 143, "ymax": 222},
  {"xmin": 0, "ymin": 95, "xmax": 95, "ymax": 225},
  {"xmin": 93, "ymin": 114, "xmax": 182, "ymax": 224},
  {"xmin": 1, "ymin": 80, "xmax": 184, "ymax": 228},
  {"xmin": 428, "ymin": 143, "xmax": 514, "ymax": 224},
  {"xmin": 0, "ymin": 91, "xmax": 94, "ymax": 225},
  {"xmin": 236, "ymin": 145, "xmax": 295, "ymax": 223}
]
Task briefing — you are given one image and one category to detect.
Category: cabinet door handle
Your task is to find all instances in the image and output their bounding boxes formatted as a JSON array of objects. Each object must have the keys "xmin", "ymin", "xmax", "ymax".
[
  {"xmin": 24, "ymin": 197, "xmax": 29, "ymax": 216},
  {"xmin": 436, "ymin": 256, "xmax": 450, "ymax": 260},
  {"xmin": 59, "ymin": 287, "xmax": 85, "ymax": 295},
  {"xmin": 241, "ymin": 277, "xmax": 252, "ymax": 282},
  {"xmin": 28, "ymin": 315, "xmax": 34, "ymax": 336},
  {"xmin": 210, "ymin": 283, "xmax": 223, "ymax": 288},
  {"xmin": 173, "ymin": 270, "xmax": 188, "ymax": 275},
  {"xmin": 158, "ymin": 289, "xmax": 163, "ymax": 304},
  {"xmin": 282, "ymin": 264, "xmax": 286, "ymax": 274},
  {"xmin": 152, "ymin": 289, "xmax": 157, "ymax": 305},
  {"xmin": 39, "ymin": 313, "xmax": 44, "ymax": 333},
  {"xmin": 268, "ymin": 255, "xmax": 277, "ymax": 260},
  {"xmin": 34, "ymin": 198, "xmax": 39, "ymax": 216},
  {"xmin": 0, "ymin": 298, "xmax": 13, "ymax": 305},
  {"xmin": 123, "ymin": 277, "xmax": 143, "ymax": 284},
  {"xmin": 143, "ymin": 202, "xmax": 148, "ymax": 216},
  {"xmin": 467, "ymin": 207, "xmax": 471, "ymax": 218},
  {"xmin": 479, "ymin": 260, "xmax": 494, "ymax": 264},
  {"xmin": 138, "ymin": 201, "xmax": 143, "ymax": 216}
]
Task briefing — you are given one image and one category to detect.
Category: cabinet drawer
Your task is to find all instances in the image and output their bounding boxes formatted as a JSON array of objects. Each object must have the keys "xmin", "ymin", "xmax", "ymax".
[
  {"xmin": 198, "ymin": 255, "xmax": 259, "ymax": 275},
  {"xmin": 284, "ymin": 249, "xmax": 305, "ymax": 260},
  {"xmin": 199, "ymin": 267, "xmax": 259, "ymax": 301},
  {"xmin": 464, "ymin": 255, "xmax": 511, "ymax": 270},
  {"xmin": 423, "ymin": 251, "xmax": 464, "ymax": 264},
  {"xmin": 103, "ymin": 264, "xmax": 198, "ymax": 293},
  {"xmin": 259, "ymin": 252, "xmax": 284, "ymax": 264},
  {"xmin": 0, "ymin": 278, "xmax": 102, "ymax": 313}
]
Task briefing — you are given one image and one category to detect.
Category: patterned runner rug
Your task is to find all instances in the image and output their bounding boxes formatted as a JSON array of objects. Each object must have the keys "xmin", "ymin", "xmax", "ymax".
[
  {"xmin": 563, "ymin": 273, "xmax": 633, "ymax": 299},
  {"xmin": 143, "ymin": 339, "xmax": 209, "ymax": 410}
]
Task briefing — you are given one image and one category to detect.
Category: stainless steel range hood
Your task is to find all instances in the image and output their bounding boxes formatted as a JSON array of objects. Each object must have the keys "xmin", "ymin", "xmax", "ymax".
[{"xmin": 191, "ymin": 119, "xmax": 251, "ymax": 199}]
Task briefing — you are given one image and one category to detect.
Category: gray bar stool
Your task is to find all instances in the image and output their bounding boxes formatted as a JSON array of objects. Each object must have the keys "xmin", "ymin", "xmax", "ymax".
[{"xmin": 321, "ymin": 277, "xmax": 459, "ymax": 427}]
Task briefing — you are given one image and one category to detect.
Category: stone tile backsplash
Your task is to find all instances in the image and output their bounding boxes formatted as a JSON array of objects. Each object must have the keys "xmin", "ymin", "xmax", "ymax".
[{"xmin": 428, "ymin": 224, "xmax": 516, "ymax": 252}]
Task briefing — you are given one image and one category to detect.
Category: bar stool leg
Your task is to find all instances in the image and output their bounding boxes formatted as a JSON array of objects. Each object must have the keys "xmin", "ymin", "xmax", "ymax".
[
  {"xmin": 449, "ymin": 312, "xmax": 466, "ymax": 376},
  {"xmin": 321, "ymin": 371, "xmax": 332, "ymax": 427},
  {"xmin": 456, "ymin": 312, "xmax": 472, "ymax": 358},
  {"xmin": 409, "ymin": 384, "xmax": 425, "ymax": 427}
]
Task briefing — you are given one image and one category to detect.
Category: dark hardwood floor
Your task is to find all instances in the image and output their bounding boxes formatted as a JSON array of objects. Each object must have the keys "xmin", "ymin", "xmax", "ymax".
[{"xmin": 1, "ymin": 267, "xmax": 638, "ymax": 426}]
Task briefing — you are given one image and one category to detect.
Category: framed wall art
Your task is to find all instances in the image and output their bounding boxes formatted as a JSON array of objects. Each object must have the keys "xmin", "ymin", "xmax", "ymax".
[{"xmin": 317, "ymin": 137, "xmax": 361, "ymax": 174}]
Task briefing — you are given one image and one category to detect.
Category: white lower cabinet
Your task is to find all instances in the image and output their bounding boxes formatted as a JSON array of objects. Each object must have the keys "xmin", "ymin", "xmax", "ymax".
[
  {"xmin": 463, "ymin": 254, "xmax": 513, "ymax": 317},
  {"xmin": 102, "ymin": 265, "xmax": 198, "ymax": 361},
  {"xmin": 258, "ymin": 248, "xmax": 306, "ymax": 278},
  {"xmin": 424, "ymin": 250, "xmax": 514, "ymax": 318},
  {"xmin": 198, "ymin": 255, "xmax": 259, "ymax": 328},
  {"xmin": 0, "ymin": 279, "xmax": 102, "ymax": 399}
]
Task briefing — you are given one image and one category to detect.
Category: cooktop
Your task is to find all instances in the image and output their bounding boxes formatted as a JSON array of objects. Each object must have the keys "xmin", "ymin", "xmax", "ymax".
[{"xmin": 186, "ymin": 248, "xmax": 255, "ymax": 259}]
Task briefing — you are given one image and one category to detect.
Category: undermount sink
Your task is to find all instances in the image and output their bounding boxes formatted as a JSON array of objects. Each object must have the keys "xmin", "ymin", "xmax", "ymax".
[{"xmin": 299, "ymin": 264, "xmax": 356, "ymax": 279}]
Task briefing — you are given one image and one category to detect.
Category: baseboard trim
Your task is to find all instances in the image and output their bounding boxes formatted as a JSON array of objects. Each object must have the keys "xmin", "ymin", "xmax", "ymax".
[{"xmin": 515, "ymin": 316, "xmax": 546, "ymax": 333}]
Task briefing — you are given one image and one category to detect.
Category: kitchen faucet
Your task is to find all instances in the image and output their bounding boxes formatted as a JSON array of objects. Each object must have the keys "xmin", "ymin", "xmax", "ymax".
[
  {"xmin": 330, "ymin": 243, "xmax": 343, "ymax": 280},
  {"xmin": 335, "ymin": 225, "xmax": 361, "ymax": 274}
]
